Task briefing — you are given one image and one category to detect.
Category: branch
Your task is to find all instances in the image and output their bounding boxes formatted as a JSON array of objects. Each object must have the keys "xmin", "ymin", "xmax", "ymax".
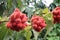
[{"xmin": 0, "ymin": 20, "xmax": 8, "ymax": 23}]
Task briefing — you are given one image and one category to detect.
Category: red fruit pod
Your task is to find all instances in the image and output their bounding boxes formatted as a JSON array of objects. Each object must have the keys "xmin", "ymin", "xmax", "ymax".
[
  {"xmin": 20, "ymin": 14, "xmax": 28, "ymax": 23},
  {"xmin": 6, "ymin": 22, "xmax": 12, "ymax": 28},
  {"xmin": 57, "ymin": 15, "xmax": 60, "ymax": 18},
  {"xmin": 52, "ymin": 6, "xmax": 60, "ymax": 23},
  {"xmin": 55, "ymin": 6, "xmax": 60, "ymax": 10},
  {"xmin": 10, "ymin": 13, "xmax": 15, "ymax": 21},
  {"xmin": 10, "ymin": 26, "xmax": 15, "ymax": 31},
  {"xmin": 37, "ymin": 20, "xmax": 41, "ymax": 24},
  {"xmin": 17, "ymin": 23, "xmax": 25, "ymax": 30},
  {"xmin": 6, "ymin": 8, "xmax": 28, "ymax": 32},
  {"xmin": 53, "ymin": 11, "xmax": 58, "ymax": 15},
  {"xmin": 53, "ymin": 15, "xmax": 56, "ymax": 19},
  {"xmin": 32, "ymin": 24, "xmax": 37, "ymax": 29},
  {"xmin": 17, "ymin": 23, "xmax": 23, "ymax": 28},
  {"xmin": 31, "ymin": 16, "xmax": 39, "ymax": 22},
  {"xmin": 32, "ymin": 20, "xmax": 37, "ymax": 24},
  {"xmin": 15, "ymin": 18, "xmax": 21, "ymax": 23},
  {"xmin": 14, "ymin": 12, "xmax": 21, "ymax": 19},
  {"xmin": 20, "ymin": 14, "xmax": 25, "ymax": 19},
  {"xmin": 22, "ymin": 17, "xmax": 28, "ymax": 23},
  {"xmin": 13, "ymin": 8, "xmax": 22, "ymax": 19},
  {"xmin": 31, "ymin": 15, "xmax": 46, "ymax": 32},
  {"xmin": 41, "ymin": 24, "xmax": 46, "ymax": 28},
  {"xmin": 14, "ymin": 8, "xmax": 22, "ymax": 14},
  {"xmin": 35, "ymin": 27, "xmax": 41, "ymax": 32},
  {"xmin": 13, "ymin": 26, "xmax": 20, "ymax": 31},
  {"xmin": 12, "ymin": 22, "xmax": 17, "ymax": 26},
  {"xmin": 23, "ymin": 23, "xmax": 28, "ymax": 27}
]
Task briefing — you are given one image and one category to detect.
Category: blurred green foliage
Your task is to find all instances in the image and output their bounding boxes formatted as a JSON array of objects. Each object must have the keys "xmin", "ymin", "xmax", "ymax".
[{"xmin": 0, "ymin": 0, "xmax": 60, "ymax": 40}]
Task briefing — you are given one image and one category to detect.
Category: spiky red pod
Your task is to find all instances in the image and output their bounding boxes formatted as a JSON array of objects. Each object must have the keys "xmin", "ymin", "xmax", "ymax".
[
  {"xmin": 52, "ymin": 6, "xmax": 60, "ymax": 23},
  {"xmin": 6, "ymin": 8, "xmax": 28, "ymax": 31},
  {"xmin": 31, "ymin": 15, "xmax": 46, "ymax": 32}
]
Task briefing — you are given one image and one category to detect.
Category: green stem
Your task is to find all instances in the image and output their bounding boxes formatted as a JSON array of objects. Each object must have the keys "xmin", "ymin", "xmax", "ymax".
[
  {"xmin": 44, "ymin": 26, "xmax": 53, "ymax": 39},
  {"xmin": 33, "ymin": 30, "xmax": 39, "ymax": 40},
  {"xmin": 26, "ymin": 30, "xmax": 31, "ymax": 40},
  {"xmin": 0, "ymin": 20, "xmax": 8, "ymax": 24}
]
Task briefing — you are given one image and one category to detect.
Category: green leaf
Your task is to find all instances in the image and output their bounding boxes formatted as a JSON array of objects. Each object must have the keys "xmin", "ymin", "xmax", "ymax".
[
  {"xmin": 3, "ymin": 29, "xmax": 13, "ymax": 40},
  {"xmin": 53, "ymin": 0, "xmax": 60, "ymax": 6},
  {"xmin": 0, "ymin": 23, "xmax": 7, "ymax": 40},
  {"xmin": 24, "ymin": 26, "xmax": 32, "ymax": 40},
  {"xmin": 38, "ymin": 8, "xmax": 54, "ymax": 38},
  {"xmin": 24, "ymin": 26, "xmax": 31, "ymax": 31},
  {"xmin": 16, "ymin": 0, "xmax": 23, "ymax": 10},
  {"xmin": 7, "ymin": 0, "xmax": 12, "ymax": 10},
  {"xmin": 42, "ymin": 8, "xmax": 54, "ymax": 30},
  {"xmin": 25, "ymin": 7, "xmax": 35, "ymax": 18},
  {"xmin": 26, "ymin": 31, "xmax": 32, "ymax": 40},
  {"xmin": 47, "ymin": 36, "xmax": 60, "ymax": 40},
  {"xmin": 38, "ymin": 8, "xmax": 54, "ymax": 30}
]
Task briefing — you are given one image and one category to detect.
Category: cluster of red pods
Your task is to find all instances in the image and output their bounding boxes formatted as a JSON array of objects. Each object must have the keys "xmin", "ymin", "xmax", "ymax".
[
  {"xmin": 52, "ymin": 7, "xmax": 60, "ymax": 23},
  {"xmin": 31, "ymin": 15, "xmax": 46, "ymax": 32},
  {"xmin": 6, "ymin": 6, "xmax": 60, "ymax": 32},
  {"xmin": 6, "ymin": 8, "xmax": 28, "ymax": 31}
]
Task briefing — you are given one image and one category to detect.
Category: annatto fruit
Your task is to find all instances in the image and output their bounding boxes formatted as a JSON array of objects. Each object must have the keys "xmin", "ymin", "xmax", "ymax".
[
  {"xmin": 52, "ymin": 6, "xmax": 60, "ymax": 23},
  {"xmin": 6, "ymin": 8, "xmax": 28, "ymax": 31},
  {"xmin": 31, "ymin": 15, "xmax": 46, "ymax": 32}
]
